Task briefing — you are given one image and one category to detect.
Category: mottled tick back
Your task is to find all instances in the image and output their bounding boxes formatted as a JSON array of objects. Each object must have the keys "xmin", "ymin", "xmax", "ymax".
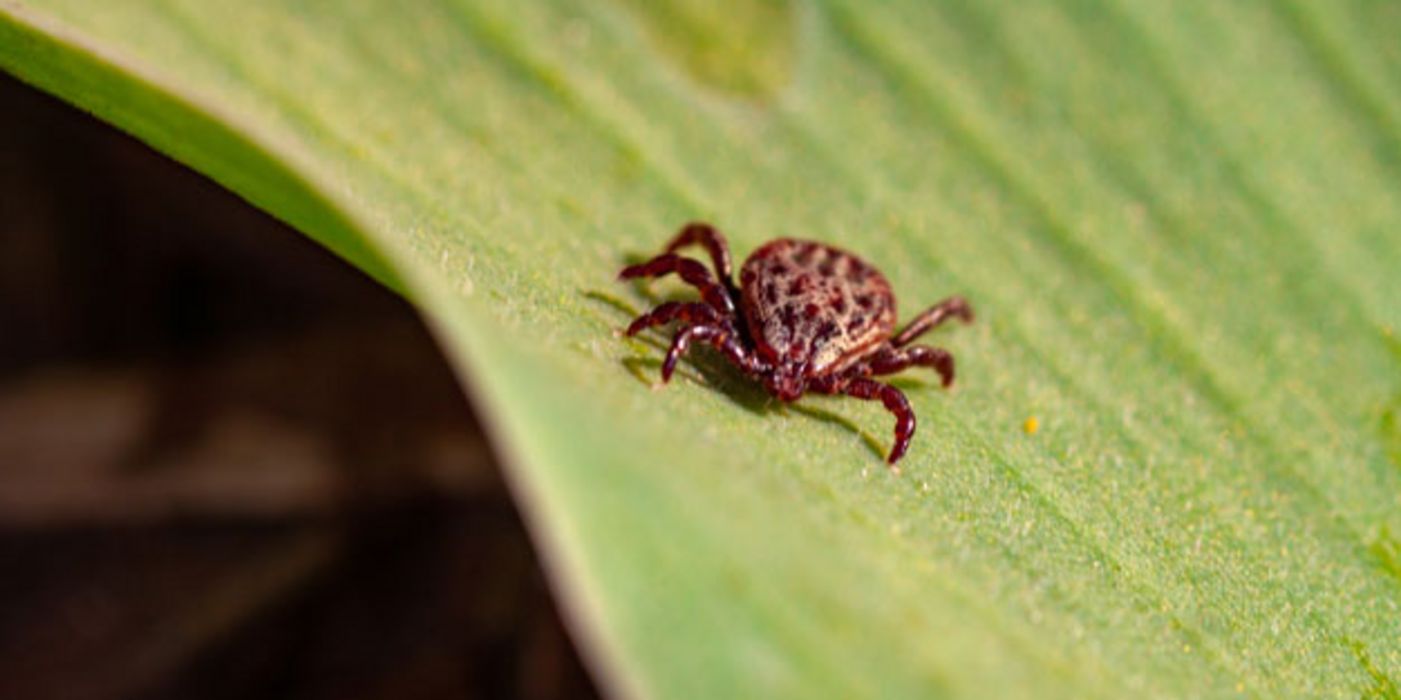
[{"xmin": 740, "ymin": 238, "xmax": 896, "ymax": 375}]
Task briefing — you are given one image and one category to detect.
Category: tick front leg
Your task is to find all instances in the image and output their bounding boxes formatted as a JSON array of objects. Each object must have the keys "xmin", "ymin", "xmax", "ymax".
[
  {"xmin": 841, "ymin": 378, "xmax": 916, "ymax": 464},
  {"xmin": 866, "ymin": 344, "xmax": 956, "ymax": 387},
  {"xmin": 619, "ymin": 253, "xmax": 735, "ymax": 316},
  {"xmin": 660, "ymin": 324, "xmax": 765, "ymax": 382},
  {"xmin": 892, "ymin": 296, "xmax": 974, "ymax": 347},
  {"xmin": 625, "ymin": 301, "xmax": 720, "ymax": 337},
  {"xmin": 664, "ymin": 222, "xmax": 739, "ymax": 301}
]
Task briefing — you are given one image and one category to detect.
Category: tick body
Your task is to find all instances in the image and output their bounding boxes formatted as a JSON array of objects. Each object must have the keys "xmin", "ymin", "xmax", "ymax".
[{"xmin": 620, "ymin": 222, "xmax": 973, "ymax": 465}]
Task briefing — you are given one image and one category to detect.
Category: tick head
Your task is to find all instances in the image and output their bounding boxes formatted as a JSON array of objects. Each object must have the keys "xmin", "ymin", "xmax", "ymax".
[{"xmin": 765, "ymin": 364, "xmax": 809, "ymax": 402}]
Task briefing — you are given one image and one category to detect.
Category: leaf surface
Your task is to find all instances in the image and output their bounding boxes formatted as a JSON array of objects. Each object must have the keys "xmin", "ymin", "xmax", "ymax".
[{"xmin": 3, "ymin": 1, "xmax": 1400, "ymax": 696}]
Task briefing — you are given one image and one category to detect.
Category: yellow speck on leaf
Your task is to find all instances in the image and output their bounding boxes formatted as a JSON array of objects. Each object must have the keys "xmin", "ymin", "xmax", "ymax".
[{"xmin": 1023, "ymin": 416, "xmax": 1040, "ymax": 435}]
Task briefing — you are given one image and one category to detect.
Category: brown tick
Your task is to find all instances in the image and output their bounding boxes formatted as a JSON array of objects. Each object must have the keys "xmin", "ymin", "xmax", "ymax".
[{"xmin": 620, "ymin": 222, "xmax": 973, "ymax": 464}]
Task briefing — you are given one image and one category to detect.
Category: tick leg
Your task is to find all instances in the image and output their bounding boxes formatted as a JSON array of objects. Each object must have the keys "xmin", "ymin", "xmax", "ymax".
[
  {"xmin": 866, "ymin": 344, "xmax": 956, "ymax": 387},
  {"xmin": 619, "ymin": 253, "xmax": 736, "ymax": 316},
  {"xmin": 661, "ymin": 324, "xmax": 765, "ymax": 382},
  {"xmin": 625, "ymin": 301, "xmax": 720, "ymax": 337},
  {"xmin": 841, "ymin": 378, "xmax": 916, "ymax": 464},
  {"xmin": 664, "ymin": 222, "xmax": 739, "ymax": 301},
  {"xmin": 892, "ymin": 296, "xmax": 974, "ymax": 347}
]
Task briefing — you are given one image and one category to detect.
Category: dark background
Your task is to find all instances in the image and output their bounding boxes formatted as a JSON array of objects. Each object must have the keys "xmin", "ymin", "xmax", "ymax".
[{"xmin": 0, "ymin": 71, "xmax": 598, "ymax": 699}]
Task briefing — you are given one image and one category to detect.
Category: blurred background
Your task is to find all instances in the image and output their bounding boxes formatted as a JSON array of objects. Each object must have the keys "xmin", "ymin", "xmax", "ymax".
[{"xmin": 0, "ymin": 71, "xmax": 599, "ymax": 699}]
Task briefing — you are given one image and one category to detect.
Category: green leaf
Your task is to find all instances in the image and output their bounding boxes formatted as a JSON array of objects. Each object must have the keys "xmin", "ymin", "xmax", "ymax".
[{"xmin": 4, "ymin": 0, "xmax": 1400, "ymax": 696}]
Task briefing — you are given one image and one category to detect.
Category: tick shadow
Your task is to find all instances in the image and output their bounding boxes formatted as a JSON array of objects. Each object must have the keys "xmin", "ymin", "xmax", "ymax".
[
  {"xmin": 588, "ymin": 287, "xmax": 769, "ymax": 414},
  {"xmin": 584, "ymin": 286, "xmax": 889, "ymax": 461},
  {"xmin": 788, "ymin": 403, "xmax": 888, "ymax": 462}
]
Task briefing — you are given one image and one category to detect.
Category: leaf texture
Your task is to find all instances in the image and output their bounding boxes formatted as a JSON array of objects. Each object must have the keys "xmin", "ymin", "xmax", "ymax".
[{"xmin": 3, "ymin": 1, "xmax": 1400, "ymax": 697}]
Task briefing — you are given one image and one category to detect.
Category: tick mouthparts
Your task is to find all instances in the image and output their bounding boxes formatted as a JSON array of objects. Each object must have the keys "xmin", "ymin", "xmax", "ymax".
[{"xmin": 766, "ymin": 374, "xmax": 806, "ymax": 402}]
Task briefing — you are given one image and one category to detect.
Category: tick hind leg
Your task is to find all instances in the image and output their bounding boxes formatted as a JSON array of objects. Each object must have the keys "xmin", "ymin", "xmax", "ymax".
[
  {"xmin": 867, "ymin": 344, "xmax": 956, "ymax": 387},
  {"xmin": 619, "ymin": 253, "xmax": 736, "ymax": 316},
  {"xmin": 664, "ymin": 222, "xmax": 739, "ymax": 301},
  {"xmin": 892, "ymin": 296, "xmax": 974, "ymax": 347},
  {"xmin": 840, "ymin": 378, "xmax": 916, "ymax": 465}
]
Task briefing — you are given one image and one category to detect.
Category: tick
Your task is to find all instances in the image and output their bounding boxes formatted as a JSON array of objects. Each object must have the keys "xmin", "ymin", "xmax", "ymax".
[{"xmin": 619, "ymin": 222, "xmax": 973, "ymax": 465}]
